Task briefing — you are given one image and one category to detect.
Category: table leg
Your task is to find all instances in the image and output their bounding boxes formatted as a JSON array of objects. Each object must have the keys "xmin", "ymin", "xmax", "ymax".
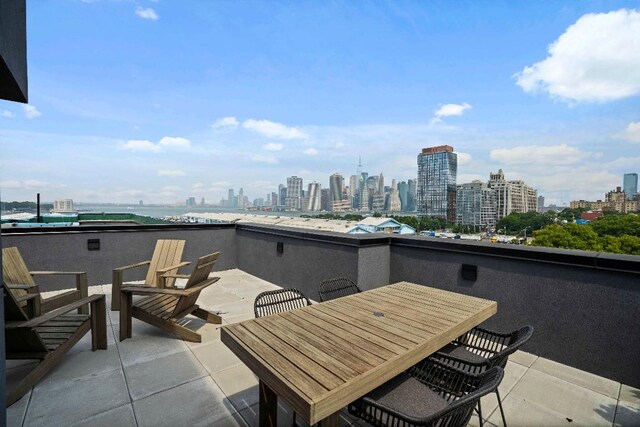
[
  {"xmin": 319, "ymin": 412, "xmax": 339, "ymax": 427},
  {"xmin": 259, "ymin": 380, "xmax": 277, "ymax": 427}
]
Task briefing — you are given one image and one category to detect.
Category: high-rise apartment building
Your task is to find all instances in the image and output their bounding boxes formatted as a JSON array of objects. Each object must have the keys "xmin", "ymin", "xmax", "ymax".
[
  {"xmin": 271, "ymin": 192, "xmax": 278, "ymax": 207},
  {"xmin": 417, "ymin": 145, "xmax": 457, "ymax": 222},
  {"xmin": 397, "ymin": 181, "xmax": 408, "ymax": 212},
  {"xmin": 349, "ymin": 175, "xmax": 358, "ymax": 208},
  {"xmin": 286, "ymin": 176, "xmax": 303, "ymax": 210},
  {"xmin": 537, "ymin": 196, "xmax": 545, "ymax": 212},
  {"xmin": 387, "ymin": 179, "xmax": 402, "ymax": 212},
  {"xmin": 489, "ymin": 169, "xmax": 537, "ymax": 219},
  {"xmin": 407, "ymin": 179, "xmax": 417, "ymax": 212},
  {"xmin": 186, "ymin": 197, "xmax": 197, "ymax": 207},
  {"xmin": 624, "ymin": 173, "xmax": 638, "ymax": 200},
  {"xmin": 278, "ymin": 184, "xmax": 287, "ymax": 208},
  {"xmin": 329, "ymin": 173, "xmax": 344, "ymax": 208},
  {"xmin": 321, "ymin": 188, "xmax": 332, "ymax": 211},
  {"xmin": 228, "ymin": 189, "xmax": 235, "ymax": 208},
  {"xmin": 307, "ymin": 182, "xmax": 321, "ymax": 211},
  {"xmin": 53, "ymin": 199, "xmax": 75, "ymax": 213},
  {"xmin": 456, "ymin": 181, "xmax": 497, "ymax": 230}
]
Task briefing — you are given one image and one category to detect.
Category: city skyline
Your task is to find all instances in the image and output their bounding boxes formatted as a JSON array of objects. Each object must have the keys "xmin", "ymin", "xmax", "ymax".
[{"xmin": 1, "ymin": 2, "xmax": 639, "ymax": 205}]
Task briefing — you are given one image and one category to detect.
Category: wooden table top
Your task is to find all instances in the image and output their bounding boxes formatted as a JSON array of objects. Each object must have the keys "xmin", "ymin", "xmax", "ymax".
[{"xmin": 221, "ymin": 282, "xmax": 497, "ymax": 424}]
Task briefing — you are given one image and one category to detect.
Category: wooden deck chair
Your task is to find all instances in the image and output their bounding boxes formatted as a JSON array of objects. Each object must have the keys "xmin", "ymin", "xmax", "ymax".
[
  {"xmin": 2, "ymin": 247, "xmax": 89, "ymax": 316},
  {"xmin": 111, "ymin": 239, "xmax": 188, "ymax": 311},
  {"xmin": 4, "ymin": 286, "xmax": 107, "ymax": 406},
  {"xmin": 119, "ymin": 252, "xmax": 221, "ymax": 343}
]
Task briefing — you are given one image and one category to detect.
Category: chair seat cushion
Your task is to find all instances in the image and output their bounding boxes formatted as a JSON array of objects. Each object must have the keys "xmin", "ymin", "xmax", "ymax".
[
  {"xmin": 365, "ymin": 372, "xmax": 448, "ymax": 419},
  {"xmin": 439, "ymin": 343, "xmax": 487, "ymax": 364}
]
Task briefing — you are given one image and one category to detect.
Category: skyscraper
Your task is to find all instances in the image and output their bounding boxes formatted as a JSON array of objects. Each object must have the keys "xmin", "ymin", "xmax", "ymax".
[
  {"xmin": 417, "ymin": 145, "xmax": 457, "ymax": 222},
  {"xmin": 407, "ymin": 179, "xmax": 416, "ymax": 212},
  {"xmin": 397, "ymin": 181, "xmax": 408, "ymax": 211},
  {"xmin": 307, "ymin": 182, "xmax": 321, "ymax": 211},
  {"xmin": 278, "ymin": 184, "xmax": 287, "ymax": 208},
  {"xmin": 228, "ymin": 189, "xmax": 235, "ymax": 208},
  {"xmin": 456, "ymin": 181, "xmax": 497, "ymax": 230},
  {"xmin": 623, "ymin": 173, "xmax": 638, "ymax": 200},
  {"xmin": 349, "ymin": 175, "xmax": 358, "ymax": 208},
  {"xmin": 329, "ymin": 173, "xmax": 344, "ymax": 206},
  {"xmin": 286, "ymin": 176, "xmax": 303, "ymax": 210},
  {"xmin": 489, "ymin": 169, "xmax": 537, "ymax": 219}
]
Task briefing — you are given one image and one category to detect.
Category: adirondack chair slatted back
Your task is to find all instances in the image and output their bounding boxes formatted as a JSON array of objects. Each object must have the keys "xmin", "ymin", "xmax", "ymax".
[
  {"xmin": 173, "ymin": 252, "xmax": 220, "ymax": 316},
  {"xmin": 145, "ymin": 239, "xmax": 185, "ymax": 287},
  {"xmin": 2, "ymin": 247, "xmax": 37, "ymax": 303},
  {"xmin": 3, "ymin": 288, "xmax": 48, "ymax": 355}
]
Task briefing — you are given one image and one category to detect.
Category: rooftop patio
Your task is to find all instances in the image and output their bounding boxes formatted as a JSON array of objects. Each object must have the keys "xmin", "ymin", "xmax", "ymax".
[{"xmin": 6, "ymin": 269, "xmax": 640, "ymax": 427}]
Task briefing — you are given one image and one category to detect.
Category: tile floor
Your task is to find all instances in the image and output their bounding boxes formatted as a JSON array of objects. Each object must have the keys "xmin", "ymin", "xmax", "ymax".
[{"xmin": 6, "ymin": 269, "xmax": 640, "ymax": 426}]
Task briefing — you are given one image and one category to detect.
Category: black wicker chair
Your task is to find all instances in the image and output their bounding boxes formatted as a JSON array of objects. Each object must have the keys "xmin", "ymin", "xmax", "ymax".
[
  {"xmin": 429, "ymin": 325, "xmax": 534, "ymax": 427},
  {"xmin": 318, "ymin": 277, "xmax": 361, "ymax": 302},
  {"xmin": 348, "ymin": 358, "xmax": 504, "ymax": 427},
  {"xmin": 254, "ymin": 288, "xmax": 311, "ymax": 318}
]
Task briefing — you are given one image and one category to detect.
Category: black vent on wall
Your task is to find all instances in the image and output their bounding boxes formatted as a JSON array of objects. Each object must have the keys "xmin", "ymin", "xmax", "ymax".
[{"xmin": 461, "ymin": 264, "xmax": 477, "ymax": 281}]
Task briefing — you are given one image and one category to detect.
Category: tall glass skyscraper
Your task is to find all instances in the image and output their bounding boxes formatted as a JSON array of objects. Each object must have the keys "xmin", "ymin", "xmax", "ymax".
[
  {"xmin": 417, "ymin": 145, "xmax": 457, "ymax": 222},
  {"xmin": 623, "ymin": 173, "xmax": 638, "ymax": 200}
]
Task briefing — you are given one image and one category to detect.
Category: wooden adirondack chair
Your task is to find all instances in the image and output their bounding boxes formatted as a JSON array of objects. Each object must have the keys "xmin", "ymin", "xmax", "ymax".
[
  {"xmin": 119, "ymin": 252, "xmax": 222, "ymax": 343},
  {"xmin": 2, "ymin": 247, "xmax": 89, "ymax": 316},
  {"xmin": 4, "ymin": 286, "xmax": 107, "ymax": 406},
  {"xmin": 111, "ymin": 239, "xmax": 188, "ymax": 311}
]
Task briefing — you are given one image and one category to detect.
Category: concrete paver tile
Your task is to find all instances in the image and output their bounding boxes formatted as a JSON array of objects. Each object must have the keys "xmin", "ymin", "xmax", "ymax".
[
  {"xmin": 69, "ymin": 403, "xmax": 136, "ymax": 427},
  {"xmin": 212, "ymin": 364, "xmax": 259, "ymax": 413},
  {"xmin": 496, "ymin": 368, "xmax": 617, "ymax": 426},
  {"xmin": 24, "ymin": 369, "xmax": 130, "ymax": 427},
  {"xmin": 192, "ymin": 340, "xmax": 243, "ymax": 374},
  {"xmin": 509, "ymin": 350, "xmax": 537, "ymax": 368},
  {"xmin": 124, "ymin": 349, "xmax": 208, "ymax": 401},
  {"xmin": 531, "ymin": 357, "xmax": 620, "ymax": 399},
  {"xmin": 133, "ymin": 376, "xmax": 243, "ymax": 427}
]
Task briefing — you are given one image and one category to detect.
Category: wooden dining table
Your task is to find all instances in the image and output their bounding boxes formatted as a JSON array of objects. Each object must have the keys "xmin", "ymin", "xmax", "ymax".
[{"xmin": 221, "ymin": 281, "xmax": 497, "ymax": 426}]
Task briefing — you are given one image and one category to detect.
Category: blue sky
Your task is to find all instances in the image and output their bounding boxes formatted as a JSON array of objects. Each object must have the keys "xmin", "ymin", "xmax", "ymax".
[{"xmin": 1, "ymin": 1, "xmax": 639, "ymax": 205}]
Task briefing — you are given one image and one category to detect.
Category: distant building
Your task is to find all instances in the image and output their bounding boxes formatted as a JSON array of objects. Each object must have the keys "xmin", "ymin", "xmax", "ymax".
[
  {"xmin": 407, "ymin": 179, "xmax": 417, "ymax": 212},
  {"xmin": 537, "ymin": 196, "xmax": 545, "ymax": 212},
  {"xmin": 623, "ymin": 173, "xmax": 638, "ymax": 201},
  {"xmin": 228, "ymin": 189, "xmax": 235, "ymax": 208},
  {"xmin": 349, "ymin": 175, "xmax": 358, "ymax": 208},
  {"xmin": 53, "ymin": 199, "xmax": 75, "ymax": 213},
  {"xmin": 271, "ymin": 192, "xmax": 278, "ymax": 207},
  {"xmin": 331, "ymin": 199, "xmax": 351, "ymax": 212},
  {"xmin": 200, "ymin": 198, "xmax": 205, "ymax": 206},
  {"xmin": 286, "ymin": 176, "xmax": 303, "ymax": 210},
  {"xmin": 278, "ymin": 184, "xmax": 287, "ymax": 208},
  {"xmin": 397, "ymin": 181, "xmax": 408, "ymax": 212},
  {"xmin": 329, "ymin": 173, "xmax": 344, "ymax": 204},
  {"xmin": 321, "ymin": 188, "xmax": 332, "ymax": 211},
  {"xmin": 387, "ymin": 179, "xmax": 402, "ymax": 212},
  {"xmin": 456, "ymin": 181, "xmax": 497, "ymax": 230},
  {"xmin": 186, "ymin": 197, "xmax": 196, "ymax": 207},
  {"xmin": 570, "ymin": 186, "xmax": 640, "ymax": 213},
  {"xmin": 306, "ymin": 182, "xmax": 321, "ymax": 211},
  {"xmin": 488, "ymin": 169, "xmax": 537, "ymax": 219},
  {"xmin": 417, "ymin": 145, "xmax": 457, "ymax": 222},
  {"xmin": 349, "ymin": 217, "xmax": 416, "ymax": 235}
]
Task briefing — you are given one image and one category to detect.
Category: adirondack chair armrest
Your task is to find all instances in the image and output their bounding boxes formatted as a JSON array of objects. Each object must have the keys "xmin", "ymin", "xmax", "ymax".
[
  {"xmin": 6, "ymin": 283, "xmax": 39, "ymax": 291},
  {"xmin": 120, "ymin": 285, "xmax": 191, "ymax": 296},
  {"xmin": 29, "ymin": 270, "xmax": 86, "ymax": 276},
  {"xmin": 156, "ymin": 261, "xmax": 190, "ymax": 275},
  {"xmin": 159, "ymin": 273, "xmax": 191, "ymax": 279},
  {"xmin": 6, "ymin": 294, "xmax": 105, "ymax": 329},
  {"xmin": 14, "ymin": 293, "xmax": 39, "ymax": 303},
  {"xmin": 112, "ymin": 260, "xmax": 152, "ymax": 272},
  {"xmin": 179, "ymin": 277, "xmax": 221, "ymax": 295}
]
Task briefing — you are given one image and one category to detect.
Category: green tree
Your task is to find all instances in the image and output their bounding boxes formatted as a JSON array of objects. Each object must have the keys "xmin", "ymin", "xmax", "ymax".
[
  {"xmin": 531, "ymin": 223, "xmax": 603, "ymax": 252},
  {"xmin": 589, "ymin": 214, "xmax": 640, "ymax": 237},
  {"xmin": 496, "ymin": 211, "xmax": 555, "ymax": 235}
]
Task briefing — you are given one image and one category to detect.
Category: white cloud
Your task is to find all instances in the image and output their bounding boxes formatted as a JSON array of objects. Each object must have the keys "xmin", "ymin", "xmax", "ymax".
[
  {"xmin": 303, "ymin": 147, "xmax": 318, "ymax": 155},
  {"xmin": 0, "ymin": 179, "xmax": 64, "ymax": 190},
  {"xmin": 211, "ymin": 116, "xmax": 239, "ymax": 129},
  {"xmin": 514, "ymin": 9, "xmax": 640, "ymax": 103},
  {"xmin": 490, "ymin": 144, "xmax": 588, "ymax": 166},
  {"xmin": 250, "ymin": 154, "xmax": 279, "ymax": 164},
  {"xmin": 457, "ymin": 152, "xmax": 473, "ymax": 166},
  {"xmin": 135, "ymin": 7, "xmax": 158, "ymax": 20},
  {"xmin": 192, "ymin": 182, "xmax": 205, "ymax": 189},
  {"xmin": 434, "ymin": 103, "xmax": 472, "ymax": 118},
  {"xmin": 263, "ymin": 142, "xmax": 284, "ymax": 151},
  {"xmin": 617, "ymin": 121, "xmax": 640, "ymax": 143},
  {"xmin": 120, "ymin": 136, "xmax": 190, "ymax": 153},
  {"xmin": 23, "ymin": 105, "xmax": 41, "ymax": 119},
  {"xmin": 121, "ymin": 140, "xmax": 160, "ymax": 152},
  {"xmin": 158, "ymin": 136, "xmax": 191, "ymax": 149},
  {"xmin": 243, "ymin": 119, "xmax": 307, "ymax": 139},
  {"xmin": 157, "ymin": 169, "xmax": 186, "ymax": 177},
  {"xmin": 1, "ymin": 110, "xmax": 15, "ymax": 118}
]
